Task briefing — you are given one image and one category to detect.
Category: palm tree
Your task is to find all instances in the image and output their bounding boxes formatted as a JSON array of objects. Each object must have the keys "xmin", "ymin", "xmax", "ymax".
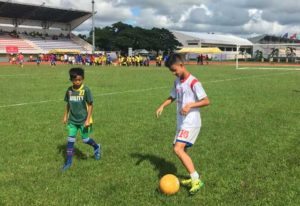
[
  {"xmin": 269, "ymin": 48, "xmax": 279, "ymax": 62},
  {"xmin": 254, "ymin": 50, "xmax": 263, "ymax": 61}
]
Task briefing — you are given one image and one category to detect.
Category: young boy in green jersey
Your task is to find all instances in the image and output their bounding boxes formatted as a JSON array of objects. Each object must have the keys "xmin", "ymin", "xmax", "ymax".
[{"xmin": 62, "ymin": 67, "xmax": 101, "ymax": 171}]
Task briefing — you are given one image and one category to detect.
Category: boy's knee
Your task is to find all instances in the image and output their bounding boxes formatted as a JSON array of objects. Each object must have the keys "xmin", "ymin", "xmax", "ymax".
[
  {"xmin": 82, "ymin": 138, "xmax": 90, "ymax": 143},
  {"xmin": 68, "ymin": 136, "xmax": 76, "ymax": 142},
  {"xmin": 173, "ymin": 144, "xmax": 184, "ymax": 155}
]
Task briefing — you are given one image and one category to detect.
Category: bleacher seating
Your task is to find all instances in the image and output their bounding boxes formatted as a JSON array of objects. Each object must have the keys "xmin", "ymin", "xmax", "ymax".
[
  {"xmin": 0, "ymin": 33, "xmax": 40, "ymax": 53},
  {"xmin": 0, "ymin": 32, "xmax": 89, "ymax": 54},
  {"xmin": 23, "ymin": 35, "xmax": 87, "ymax": 52}
]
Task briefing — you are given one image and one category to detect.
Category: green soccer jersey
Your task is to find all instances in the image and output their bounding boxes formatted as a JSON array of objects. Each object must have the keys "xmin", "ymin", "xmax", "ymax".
[{"xmin": 64, "ymin": 84, "xmax": 93, "ymax": 125}]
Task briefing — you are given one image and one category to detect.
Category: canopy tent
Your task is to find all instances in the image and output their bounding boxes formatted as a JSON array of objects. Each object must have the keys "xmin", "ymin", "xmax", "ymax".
[
  {"xmin": 177, "ymin": 47, "xmax": 222, "ymax": 54},
  {"xmin": 48, "ymin": 49, "xmax": 80, "ymax": 54},
  {"xmin": 133, "ymin": 49, "xmax": 149, "ymax": 55}
]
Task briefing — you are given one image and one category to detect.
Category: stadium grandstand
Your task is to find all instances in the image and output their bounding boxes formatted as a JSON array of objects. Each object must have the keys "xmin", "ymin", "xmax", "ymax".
[
  {"xmin": 0, "ymin": 1, "xmax": 93, "ymax": 55},
  {"xmin": 172, "ymin": 30, "xmax": 253, "ymax": 60},
  {"xmin": 249, "ymin": 34, "xmax": 300, "ymax": 61}
]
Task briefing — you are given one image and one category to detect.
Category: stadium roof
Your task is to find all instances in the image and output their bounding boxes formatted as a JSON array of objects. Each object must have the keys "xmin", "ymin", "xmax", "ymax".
[
  {"xmin": 0, "ymin": 1, "xmax": 91, "ymax": 28},
  {"xmin": 173, "ymin": 31, "xmax": 253, "ymax": 46},
  {"xmin": 248, "ymin": 34, "xmax": 300, "ymax": 44}
]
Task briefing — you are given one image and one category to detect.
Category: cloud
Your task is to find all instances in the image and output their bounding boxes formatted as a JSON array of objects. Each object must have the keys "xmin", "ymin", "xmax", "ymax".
[{"xmin": 7, "ymin": 0, "xmax": 300, "ymax": 36}]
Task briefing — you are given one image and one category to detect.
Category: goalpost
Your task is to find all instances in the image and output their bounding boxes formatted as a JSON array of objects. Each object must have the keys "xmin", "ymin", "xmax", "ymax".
[{"xmin": 235, "ymin": 43, "xmax": 300, "ymax": 71}]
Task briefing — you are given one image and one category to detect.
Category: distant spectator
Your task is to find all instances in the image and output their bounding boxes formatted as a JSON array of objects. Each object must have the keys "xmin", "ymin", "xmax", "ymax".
[
  {"xmin": 85, "ymin": 55, "xmax": 91, "ymax": 66},
  {"xmin": 205, "ymin": 54, "xmax": 209, "ymax": 64},
  {"xmin": 197, "ymin": 55, "xmax": 201, "ymax": 64},
  {"xmin": 49, "ymin": 54, "xmax": 56, "ymax": 67},
  {"xmin": 200, "ymin": 54, "xmax": 204, "ymax": 65},
  {"xmin": 156, "ymin": 54, "xmax": 163, "ymax": 67},
  {"xmin": 64, "ymin": 54, "xmax": 68, "ymax": 64},
  {"xmin": 17, "ymin": 52, "xmax": 24, "ymax": 68},
  {"xmin": 36, "ymin": 54, "xmax": 41, "ymax": 66},
  {"xmin": 107, "ymin": 54, "xmax": 112, "ymax": 66}
]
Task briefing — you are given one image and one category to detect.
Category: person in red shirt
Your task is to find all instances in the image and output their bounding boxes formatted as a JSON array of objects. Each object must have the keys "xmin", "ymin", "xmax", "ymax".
[{"xmin": 18, "ymin": 52, "xmax": 24, "ymax": 68}]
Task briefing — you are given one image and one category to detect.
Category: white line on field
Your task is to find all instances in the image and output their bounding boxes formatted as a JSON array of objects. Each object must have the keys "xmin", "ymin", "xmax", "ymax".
[
  {"xmin": 0, "ymin": 74, "xmax": 30, "ymax": 77},
  {"xmin": 0, "ymin": 87, "xmax": 168, "ymax": 108},
  {"xmin": 238, "ymin": 67, "xmax": 300, "ymax": 71},
  {"xmin": 0, "ymin": 71, "xmax": 296, "ymax": 108},
  {"xmin": 94, "ymin": 86, "xmax": 168, "ymax": 97}
]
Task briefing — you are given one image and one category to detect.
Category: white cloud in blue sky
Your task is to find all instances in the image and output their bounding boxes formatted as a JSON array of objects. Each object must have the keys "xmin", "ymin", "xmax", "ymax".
[{"xmin": 10, "ymin": 0, "xmax": 300, "ymax": 37}]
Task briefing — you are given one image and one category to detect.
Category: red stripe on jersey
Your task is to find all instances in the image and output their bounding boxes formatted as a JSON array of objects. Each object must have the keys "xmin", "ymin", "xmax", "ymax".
[{"xmin": 190, "ymin": 79, "xmax": 199, "ymax": 91}]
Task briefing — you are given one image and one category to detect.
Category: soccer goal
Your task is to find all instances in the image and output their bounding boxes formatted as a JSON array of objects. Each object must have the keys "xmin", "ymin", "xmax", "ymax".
[{"xmin": 235, "ymin": 43, "xmax": 300, "ymax": 71}]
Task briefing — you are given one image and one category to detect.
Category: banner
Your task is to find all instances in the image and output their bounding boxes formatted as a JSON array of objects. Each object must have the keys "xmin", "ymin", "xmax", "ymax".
[{"xmin": 6, "ymin": 46, "xmax": 19, "ymax": 54}]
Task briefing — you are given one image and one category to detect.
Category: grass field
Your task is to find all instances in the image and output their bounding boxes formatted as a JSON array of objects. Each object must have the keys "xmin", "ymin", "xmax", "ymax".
[{"xmin": 0, "ymin": 64, "xmax": 299, "ymax": 206}]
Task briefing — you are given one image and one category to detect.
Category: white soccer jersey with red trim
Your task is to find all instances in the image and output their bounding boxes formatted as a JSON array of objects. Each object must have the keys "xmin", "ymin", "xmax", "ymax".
[{"xmin": 170, "ymin": 74, "xmax": 207, "ymax": 129}]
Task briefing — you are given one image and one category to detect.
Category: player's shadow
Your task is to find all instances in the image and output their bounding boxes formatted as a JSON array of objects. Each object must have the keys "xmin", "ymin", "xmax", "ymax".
[
  {"xmin": 57, "ymin": 144, "xmax": 88, "ymax": 162},
  {"xmin": 130, "ymin": 153, "xmax": 177, "ymax": 178}
]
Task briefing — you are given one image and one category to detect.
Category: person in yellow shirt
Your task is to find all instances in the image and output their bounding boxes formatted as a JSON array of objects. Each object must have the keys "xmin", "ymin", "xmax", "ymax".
[
  {"xmin": 102, "ymin": 54, "xmax": 107, "ymax": 66},
  {"xmin": 94, "ymin": 56, "xmax": 99, "ymax": 66},
  {"xmin": 156, "ymin": 54, "xmax": 163, "ymax": 67},
  {"xmin": 135, "ymin": 55, "xmax": 139, "ymax": 66},
  {"xmin": 127, "ymin": 56, "xmax": 132, "ymax": 66},
  {"xmin": 118, "ymin": 55, "xmax": 122, "ymax": 66}
]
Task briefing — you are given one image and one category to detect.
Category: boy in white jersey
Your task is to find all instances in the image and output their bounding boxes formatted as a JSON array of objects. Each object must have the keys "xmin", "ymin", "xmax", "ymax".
[{"xmin": 156, "ymin": 53, "xmax": 210, "ymax": 195}]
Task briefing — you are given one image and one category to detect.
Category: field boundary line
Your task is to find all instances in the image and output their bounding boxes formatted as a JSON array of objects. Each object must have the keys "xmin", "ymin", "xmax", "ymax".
[
  {"xmin": 238, "ymin": 67, "xmax": 300, "ymax": 71},
  {"xmin": 0, "ymin": 71, "xmax": 297, "ymax": 108},
  {"xmin": 0, "ymin": 74, "xmax": 30, "ymax": 77}
]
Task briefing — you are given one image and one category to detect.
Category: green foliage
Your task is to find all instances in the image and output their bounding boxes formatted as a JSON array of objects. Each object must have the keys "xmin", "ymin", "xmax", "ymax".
[
  {"xmin": 77, "ymin": 34, "xmax": 87, "ymax": 41},
  {"xmin": 88, "ymin": 21, "xmax": 182, "ymax": 53},
  {"xmin": 0, "ymin": 65, "xmax": 299, "ymax": 205}
]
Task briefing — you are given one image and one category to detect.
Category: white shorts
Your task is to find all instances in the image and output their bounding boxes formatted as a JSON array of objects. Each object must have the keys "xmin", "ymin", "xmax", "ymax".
[{"xmin": 173, "ymin": 127, "xmax": 200, "ymax": 147}]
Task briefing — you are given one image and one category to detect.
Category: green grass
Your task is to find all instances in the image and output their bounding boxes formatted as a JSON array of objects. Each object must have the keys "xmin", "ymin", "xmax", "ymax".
[{"xmin": 0, "ymin": 64, "xmax": 299, "ymax": 206}]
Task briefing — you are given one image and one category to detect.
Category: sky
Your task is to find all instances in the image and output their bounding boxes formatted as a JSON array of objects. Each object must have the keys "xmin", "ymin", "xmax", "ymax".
[{"xmin": 11, "ymin": 0, "xmax": 300, "ymax": 37}]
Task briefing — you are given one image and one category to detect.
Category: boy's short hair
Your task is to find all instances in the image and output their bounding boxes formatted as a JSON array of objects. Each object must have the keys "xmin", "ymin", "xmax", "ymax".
[
  {"xmin": 165, "ymin": 53, "xmax": 185, "ymax": 68},
  {"xmin": 69, "ymin": 67, "xmax": 84, "ymax": 80}
]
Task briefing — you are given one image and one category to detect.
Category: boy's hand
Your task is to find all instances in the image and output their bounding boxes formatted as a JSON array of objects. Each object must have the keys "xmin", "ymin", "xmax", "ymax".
[
  {"xmin": 84, "ymin": 120, "xmax": 90, "ymax": 127},
  {"xmin": 181, "ymin": 104, "xmax": 191, "ymax": 116},
  {"xmin": 156, "ymin": 106, "xmax": 164, "ymax": 118},
  {"xmin": 63, "ymin": 116, "xmax": 67, "ymax": 124}
]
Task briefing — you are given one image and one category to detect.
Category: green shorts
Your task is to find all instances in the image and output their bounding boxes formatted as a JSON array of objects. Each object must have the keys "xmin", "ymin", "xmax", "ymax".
[{"xmin": 67, "ymin": 123, "xmax": 93, "ymax": 139}]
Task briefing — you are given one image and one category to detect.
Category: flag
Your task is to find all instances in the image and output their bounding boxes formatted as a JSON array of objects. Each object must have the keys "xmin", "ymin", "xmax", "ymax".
[
  {"xmin": 290, "ymin": 33, "xmax": 297, "ymax": 39},
  {"xmin": 282, "ymin": 33, "xmax": 288, "ymax": 38}
]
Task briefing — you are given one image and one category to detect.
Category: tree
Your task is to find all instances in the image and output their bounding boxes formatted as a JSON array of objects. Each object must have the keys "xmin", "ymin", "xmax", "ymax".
[
  {"xmin": 151, "ymin": 28, "xmax": 182, "ymax": 54},
  {"xmin": 77, "ymin": 34, "xmax": 87, "ymax": 40},
  {"xmin": 85, "ymin": 22, "xmax": 182, "ymax": 53}
]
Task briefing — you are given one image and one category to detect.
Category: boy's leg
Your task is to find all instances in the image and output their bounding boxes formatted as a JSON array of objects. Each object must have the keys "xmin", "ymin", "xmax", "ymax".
[
  {"xmin": 173, "ymin": 142, "xmax": 197, "ymax": 175},
  {"xmin": 62, "ymin": 124, "xmax": 78, "ymax": 171},
  {"xmin": 65, "ymin": 136, "xmax": 76, "ymax": 164},
  {"xmin": 81, "ymin": 126, "xmax": 101, "ymax": 160},
  {"xmin": 173, "ymin": 142, "xmax": 203, "ymax": 194},
  {"xmin": 173, "ymin": 128, "xmax": 203, "ymax": 194}
]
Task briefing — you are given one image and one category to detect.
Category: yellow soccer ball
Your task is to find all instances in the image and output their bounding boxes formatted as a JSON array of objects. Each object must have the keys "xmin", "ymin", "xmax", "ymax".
[{"xmin": 159, "ymin": 174, "xmax": 180, "ymax": 195}]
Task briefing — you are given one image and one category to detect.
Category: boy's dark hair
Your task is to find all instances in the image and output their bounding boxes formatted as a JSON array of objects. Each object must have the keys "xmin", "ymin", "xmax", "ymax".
[
  {"xmin": 69, "ymin": 67, "xmax": 84, "ymax": 80},
  {"xmin": 164, "ymin": 53, "xmax": 185, "ymax": 68}
]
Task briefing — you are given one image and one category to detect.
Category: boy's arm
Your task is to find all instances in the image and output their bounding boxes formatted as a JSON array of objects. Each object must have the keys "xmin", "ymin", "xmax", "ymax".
[
  {"xmin": 181, "ymin": 97, "xmax": 210, "ymax": 115},
  {"xmin": 63, "ymin": 103, "xmax": 70, "ymax": 124},
  {"xmin": 85, "ymin": 103, "xmax": 93, "ymax": 127},
  {"xmin": 156, "ymin": 96, "xmax": 175, "ymax": 118}
]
